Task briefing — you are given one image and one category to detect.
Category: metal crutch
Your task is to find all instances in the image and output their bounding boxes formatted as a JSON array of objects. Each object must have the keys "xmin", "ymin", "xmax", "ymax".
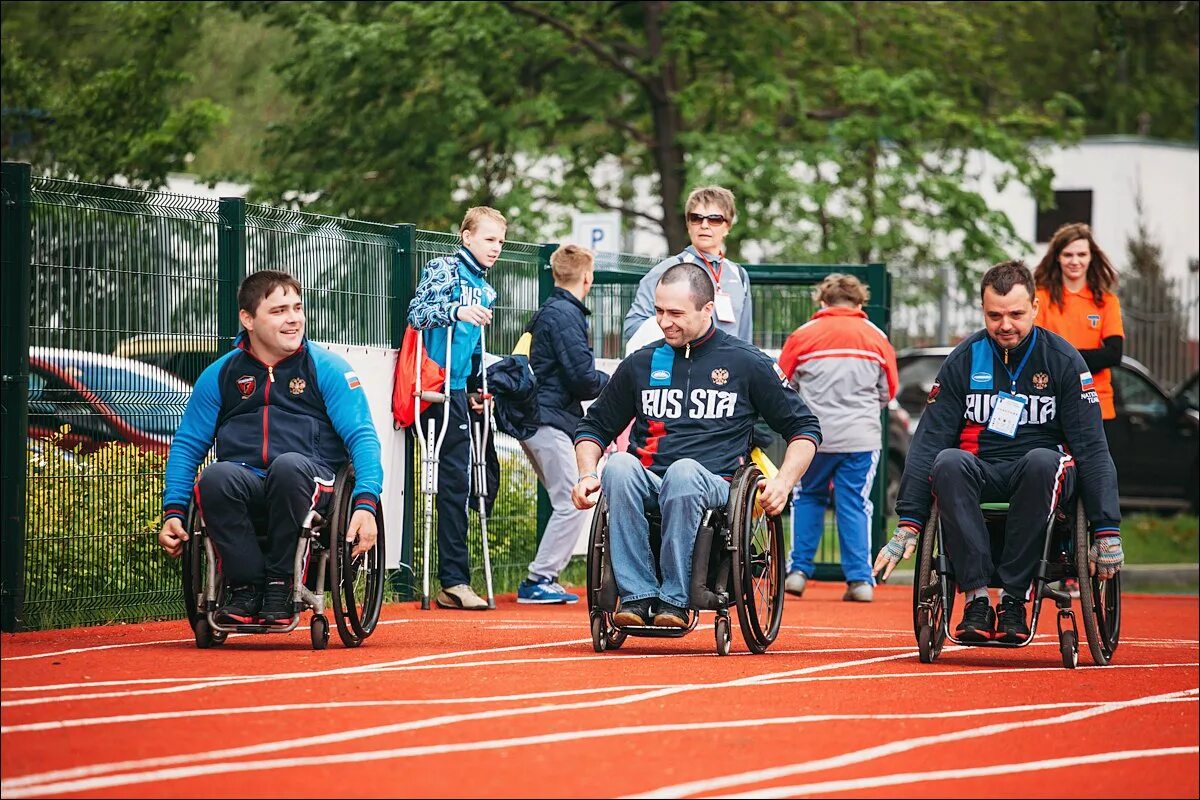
[
  {"xmin": 414, "ymin": 324, "xmax": 453, "ymax": 610},
  {"xmin": 471, "ymin": 324, "xmax": 497, "ymax": 609}
]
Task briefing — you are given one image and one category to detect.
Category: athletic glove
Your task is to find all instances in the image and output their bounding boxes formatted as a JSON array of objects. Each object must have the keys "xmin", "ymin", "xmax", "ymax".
[
  {"xmin": 873, "ymin": 524, "xmax": 920, "ymax": 582},
  {"xmin": 1089, "ymin": 534, "xmax": 1124, "ymax": 581}
]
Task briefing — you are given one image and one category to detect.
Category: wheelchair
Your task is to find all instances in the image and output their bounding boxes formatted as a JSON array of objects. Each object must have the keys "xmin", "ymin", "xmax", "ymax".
[
  {"xmin": 586, "ymin": 463, "xmax": 785, "ymax": 656},
  {"xmin": 181, "ymin": 463, "xmax": 387, "ymax": 650},
  {"xmin": 912, "ymin": 496, "xmax": 1121, "ymax": 669}
]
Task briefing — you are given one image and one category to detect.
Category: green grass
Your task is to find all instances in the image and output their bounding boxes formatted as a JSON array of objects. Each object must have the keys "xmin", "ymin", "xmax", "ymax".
[{"xmin": 1119, "ymin": 513, "xmax": 1200, "ymax": 565}]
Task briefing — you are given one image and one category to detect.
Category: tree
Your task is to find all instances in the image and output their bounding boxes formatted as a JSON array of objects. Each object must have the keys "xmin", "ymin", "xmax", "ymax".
[{"xmin": 0, "ymin": 2, "xmax": 226, "ymax": 189}]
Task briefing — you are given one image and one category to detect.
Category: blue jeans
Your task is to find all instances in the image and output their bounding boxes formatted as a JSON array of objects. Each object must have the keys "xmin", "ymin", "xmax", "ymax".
[
  {"xmin": 790, "ymin": 450, "xmax": 879, "ymax": 584},
  {"xmin": 602, "ymin": 453, "xmax": 730, "ymax": 608}
]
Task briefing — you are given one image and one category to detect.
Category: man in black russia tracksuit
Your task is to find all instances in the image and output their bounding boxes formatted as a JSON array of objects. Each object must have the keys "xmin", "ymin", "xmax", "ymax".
[
  {"xmin": 572, "ymin": 262, "xmax": 822, "ymax": 628},
  {"xmin": 873, "ymin": 260, "xmax": 1124, "ymax": 644}
]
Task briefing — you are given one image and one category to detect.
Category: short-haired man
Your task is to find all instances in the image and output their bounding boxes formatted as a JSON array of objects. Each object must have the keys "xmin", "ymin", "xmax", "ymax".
[
  {"xmin": 779, "ymin": 274, "xmax": 898, "ymax": 603},
  {"xmin": 158, "ymin": 270, "xmax": 383, "ymax": 626},
  {"xmin": 874, "ymin": 260, "xmax": 1123, "ymax": 644},
  {"xmin": 623, "ymin": 186, "xmax": 752, "ymax": 345},
  {"xmin": 515, "ymin": 244, "xmax": 610, "ymax": 604},
  {"xmin": 574, "ymin": 262, "xmax": 821, "ymax": 627}
]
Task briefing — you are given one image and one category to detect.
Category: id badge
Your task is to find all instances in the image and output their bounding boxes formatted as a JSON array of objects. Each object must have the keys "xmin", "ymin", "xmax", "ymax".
[
  {"xmin": 714, "ymin": 290, "xmax": 736, "ymax": 323},
  {"xmin": 986, "ymin": 392, "xmax": 1027, "ymax": 438}
]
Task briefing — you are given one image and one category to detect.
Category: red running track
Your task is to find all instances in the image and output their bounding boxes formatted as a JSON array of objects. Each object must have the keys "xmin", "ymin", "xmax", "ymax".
[{"xmin": 1, "ymin": 582, "xmax": 1197, "ymax": 798}]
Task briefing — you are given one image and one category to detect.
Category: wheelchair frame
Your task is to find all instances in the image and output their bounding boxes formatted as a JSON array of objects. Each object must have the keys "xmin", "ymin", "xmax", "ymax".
[
  {"xmin": 181, "ymin": 463, "xmax": 387, "ymax": 650},
  {"xmin": 913, "ymin": 496, "xmax": 1121, "ymax": 669},
  {"xmin": 586, "ymin": 463, "xmax": 786, "ymax": 656}
]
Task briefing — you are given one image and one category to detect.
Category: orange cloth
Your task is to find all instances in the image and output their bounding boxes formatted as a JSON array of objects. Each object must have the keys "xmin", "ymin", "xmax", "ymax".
[
  {"xmin": 1035, "ymin": 287, "xmax": 1124, "ymax": 419},
  {"xmin": 392, "ymin": 325, "xmax": 446, "ymax": 429}
]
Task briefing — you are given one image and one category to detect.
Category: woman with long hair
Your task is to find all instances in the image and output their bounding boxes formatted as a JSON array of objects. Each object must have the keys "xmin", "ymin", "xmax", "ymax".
[{"xmin": 1033, "ymin": 223, "xmax": 1124, "ymax": 422}]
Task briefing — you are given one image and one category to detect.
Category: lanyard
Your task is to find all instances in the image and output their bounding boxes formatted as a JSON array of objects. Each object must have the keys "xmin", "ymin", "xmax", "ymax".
[
  {"xmin": 695, "ymin": 250, "xmax": 724, "ymax": 285},
  {"xmin": 995, "ymin": 328, "xmax": 1038, "ymax": 393}
]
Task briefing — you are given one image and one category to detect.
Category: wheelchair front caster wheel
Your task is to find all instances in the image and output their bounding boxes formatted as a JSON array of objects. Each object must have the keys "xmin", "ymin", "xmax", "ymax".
[
  {"xmin": 590, "ymin": 614, "xmax": 608, "ymax": 653},
  {"xmin": 607, "ymin": 629, "xmax": 626, "ymax": 650},
  {"xmin": 194, "ymin": 619, "xmax": 215, "ymax": 649},
  {"xmin": 1059, "ymin": 629, "xmax": 1078, "ymax": 669},
  {"xmin": 311, "ymin": 615, "xmax": 330, "ymax": 650},
  {"xmin": 715, "ymin": 614, "xmax": 731, "ymax": 657},
  {"xmin": 918, "ymin": 624, "xmax": 937, "ymax": 664}
]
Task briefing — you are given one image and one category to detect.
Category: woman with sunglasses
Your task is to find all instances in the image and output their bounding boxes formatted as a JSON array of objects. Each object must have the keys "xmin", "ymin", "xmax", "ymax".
[{"xmin": 623, "ymin": 185, "xmax": 752, "ymax": 345}]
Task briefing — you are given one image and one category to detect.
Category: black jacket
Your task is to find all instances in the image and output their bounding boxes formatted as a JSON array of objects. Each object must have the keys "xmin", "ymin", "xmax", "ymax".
[
  {"xmin": 896, "ymin": 326, "xmax": 1121, "ymax": 533},
  {"xmin": 576, "ymin": 325, "xmax": 822, "ymax": 477},
  {"xmin": 529, "ymin": 288, "xmax": 610, "ymax": 437}
]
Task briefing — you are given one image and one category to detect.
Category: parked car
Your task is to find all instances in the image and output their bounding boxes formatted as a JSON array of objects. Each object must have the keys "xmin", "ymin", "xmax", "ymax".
[
  {"xmin": 28, "ymin": 348, "xmax": 192, "ymax": 456},
  {"xmin": 895, "ymin": 347, "xmax": 1199, "ymax": 512},
  {"xmin": 112, "ymin": 334, "xmax": 222, "ymax": 386}
]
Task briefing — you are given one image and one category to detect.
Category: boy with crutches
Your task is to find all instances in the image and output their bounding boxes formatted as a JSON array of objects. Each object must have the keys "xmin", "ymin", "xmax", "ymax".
[{"xmin": 406, "ymin": 206, "xmax": 505, "ymax": 610}]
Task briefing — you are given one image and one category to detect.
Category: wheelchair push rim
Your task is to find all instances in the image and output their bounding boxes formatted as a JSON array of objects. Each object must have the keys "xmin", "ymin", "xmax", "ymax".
[
  {"xmin": 730, "ymin": 465, "xmax": 785, "ymax": 654},
  {"xmin": 913, "ymin": 506, "xmax": 952, "ymax": 663},
  {"xmin": 329, "ymin": 464, "xmax": 386, "ymax": 648},
  {"xmin": 1073, "ymin": 499, "xmax": 1120, "ymax": 666}
]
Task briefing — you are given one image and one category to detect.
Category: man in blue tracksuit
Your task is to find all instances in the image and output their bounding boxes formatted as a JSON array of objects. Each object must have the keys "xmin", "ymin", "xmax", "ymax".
[
  {"xmin": 158, "ymin": 270, "xmax": 383, "ymax": 626},
  {"xmin": 573, "ymin": 262, "xmax": 822, "ymax": 628},
  {"xmin": 874, "ymin": 260, "xmax": 1124, "ymax": 644},
  {"xmin": 406, "ymin": 206, "xmax": 504, "ymax": 610}
]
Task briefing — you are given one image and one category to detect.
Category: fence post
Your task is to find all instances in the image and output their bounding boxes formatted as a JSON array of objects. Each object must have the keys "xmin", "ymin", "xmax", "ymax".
[
  {"xmin": 865, "ymin": 262, "xmax": 891, "ymax": 556},
  {"xmin": 533, "ymin": 243, "xmax": 558, "ymax": 546},
  {"xmin": 217, "ymin": 198, "xmax": 246, "ymax": 347},
  {"xmin": 393, "ymin": 223, "xmax": 417, "ymax": 599},
  {"xmin": 1, "ymin": 162, "xmax": 33, "ymax": 633}
]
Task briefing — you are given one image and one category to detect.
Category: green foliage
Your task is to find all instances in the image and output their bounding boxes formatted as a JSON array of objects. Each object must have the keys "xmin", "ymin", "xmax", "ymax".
[
  {"xmin": 1119, "ymin": 513, "xmax": 1199, "ymax": 565},
  {"xmin": 24, "ymin": 431, "xmax": 181, "ymax": 629},
  {"xmin": 1, "ymin": 1, "xmax": 227, "ymax": 188}
]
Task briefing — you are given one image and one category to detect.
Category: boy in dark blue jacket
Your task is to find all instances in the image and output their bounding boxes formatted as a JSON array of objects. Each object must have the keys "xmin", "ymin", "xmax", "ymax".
[
  {"xmin": 158, "ymin": 270, "xmax": 383, "ymax": 626},
  {"xmin": 517, "ymin": 245, "xmax": 610, "ymax": 603}
]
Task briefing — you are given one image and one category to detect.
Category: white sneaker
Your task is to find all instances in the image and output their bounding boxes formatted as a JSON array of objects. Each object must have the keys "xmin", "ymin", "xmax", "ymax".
[
  {"xmin": 843, "ymin": 581, "xmax": 874, "ymax": 602},
  {"xmin": 785, "ymin": 571, "xmax": 807, "ymax": 597},
  {"xmin": 436, "ymin": 584, "xmax": 489, "ymax": 610}
]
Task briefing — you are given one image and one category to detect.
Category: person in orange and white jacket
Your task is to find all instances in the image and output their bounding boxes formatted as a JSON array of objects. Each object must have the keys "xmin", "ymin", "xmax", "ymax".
[{"xmin": 777, "ymin": 274, "xmax": 898, "ymax": 603}]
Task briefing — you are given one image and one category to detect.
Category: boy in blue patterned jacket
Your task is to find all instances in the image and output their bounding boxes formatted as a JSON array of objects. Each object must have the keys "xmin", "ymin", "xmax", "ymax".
[{"xmin": 407, "ymin": 207, "xmax": 505, "ymax": 610}]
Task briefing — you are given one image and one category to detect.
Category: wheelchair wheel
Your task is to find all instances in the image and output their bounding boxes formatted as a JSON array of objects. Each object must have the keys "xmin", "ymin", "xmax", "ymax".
[
  {"xmin": 1059, "ymin": 629, "xmax": 1078, "ymax": 669},
  {"xmin": 913, "ymin": 506, "xmax": 952, "ymax": 662},
  {"xmin": 311, "ymin": 614, "xmax": 330, "ymax": 650},
  {"xmin": 585, "ymin": 496, "xmax": 609, "ymax": 618},
  {"xmin": 730, "ymin": 465, "xmax": 785, "ymax": 654},
  {"xmin": 590, "ymin": 613, "xmax": 608, "ymax": 653},
  {"xmin": 330, "ymin": 466, "xmax": 386, "ymax": 648},
  {"xmin": 181, "ymin": 504, "xmax": 206, "ymax": 631},
  {"xmin": 714, "ymin": 613, "xmax": 732, "ymax": 657},
  {"xmin": 1073, "ymin": 499, "xmax": 1120, "ymax": 666}
]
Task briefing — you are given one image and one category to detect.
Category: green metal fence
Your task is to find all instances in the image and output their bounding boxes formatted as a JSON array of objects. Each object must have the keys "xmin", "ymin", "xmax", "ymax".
[{"xmin": 1, "ymin": 161, "xmax": 890, "ymax": 630}]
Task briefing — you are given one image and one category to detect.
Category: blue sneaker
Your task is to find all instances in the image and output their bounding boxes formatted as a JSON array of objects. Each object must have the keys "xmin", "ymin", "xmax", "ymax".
[{"xmin": 517, "ymin": 577, "xmax": 578, "ymax": 604}]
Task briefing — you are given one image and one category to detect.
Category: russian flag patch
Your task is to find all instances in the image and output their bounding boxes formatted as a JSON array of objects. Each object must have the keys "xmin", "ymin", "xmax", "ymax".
[
  {"xmin": 1080, "ymin": 371, "xmax": 1095, "ymax": 391},
  {"xmin": 345, "ymin": 371, "xmax": 361, "ymax": 390}
]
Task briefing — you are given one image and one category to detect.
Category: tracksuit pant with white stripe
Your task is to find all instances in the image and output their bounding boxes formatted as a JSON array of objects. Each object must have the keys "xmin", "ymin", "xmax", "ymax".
[
  {"xmin": 195, "ymin": 453, "xmax": 335, "ymax": 587},
  {"xmin": 930, "ymin": 447, "xmax": 1076, "ymax": 598},
  {"xmin": 791, "ymin": 451, "xmax": 879, "ymax": 585}
]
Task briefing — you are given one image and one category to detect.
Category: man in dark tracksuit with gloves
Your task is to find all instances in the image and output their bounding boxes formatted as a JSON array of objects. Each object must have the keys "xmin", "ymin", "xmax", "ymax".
[
  {"xmin": 158, "ymin": 270, "xmax": 383, "ymax": 627},
  {"xmin": 573, "ymin": 262, "xmax": 822, "ymax": 628},
  {"xmin": 874, "ymin": 260, "xmax": 1123, "ymax": 644}
]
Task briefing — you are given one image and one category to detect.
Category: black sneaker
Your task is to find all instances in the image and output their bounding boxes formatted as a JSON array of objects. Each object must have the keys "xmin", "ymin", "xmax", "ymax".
[
  {"xmin": 652, "ymin": 601, "xmax": 690, "ymax": 629},
  {"xmin": 259, "ymin": 578, "xmax": 295, "ymax": 626},
  {"xmin": 996, "ymin": 595, "xmax": 1030, "ymax": 643},
  {"xmin": 613, "ymin": 598, "xmax": 653, "ymax": 627},
  {"xmin": 215, "ymin": 584, "xmax": 262, "ymax": 625},
  {"xmin": 955, "ymin": 596, "xmax": 996, "ymax": 642}
]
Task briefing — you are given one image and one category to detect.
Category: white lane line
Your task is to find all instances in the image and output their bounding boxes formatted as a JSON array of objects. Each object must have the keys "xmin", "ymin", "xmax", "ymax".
[
  {"xmin": 4, "ymin": 690, "xmax": 1193, "ymax": 737},
  {"xmin": 0, "ymin": 646, "xmax": 926, "ymax": 695},
  {"xmin": 759, "ymin": 661, "xmax": 1200, "ymax": 686},
  {"xmin": 0, "ymin": 685, "xmax": 671, "ymax": 733},
  {"xmin": 721, "ymin": 747, "xmax": 1200, "ymax": 798},
  {"xmin": 0, "ymin": 638, "xmax": 590, "ymax": 708},
  {"xmin": 623, "ymin": 687, "xmax": 1200, "ymax": 798},
  {"xmin": 3, "ymin": 695, "xmax": 1195, "ymax": 798},
  {"xmin": 0, "ymin": 650, "xmax": 928, "ymax": 791}
]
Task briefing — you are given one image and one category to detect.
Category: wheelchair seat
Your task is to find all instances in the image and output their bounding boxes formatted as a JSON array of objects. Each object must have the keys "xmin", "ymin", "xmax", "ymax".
[
  {"xmin": 181, "ymin": 463, "xmax": 386, "ymax": 650},
  {"xmin": 586, "ymin": 463, "xmax": 784, "ymax": 656},
  {"xmin": 912, "ymin": 495, "xmax": 1121, "ymax": 669}
]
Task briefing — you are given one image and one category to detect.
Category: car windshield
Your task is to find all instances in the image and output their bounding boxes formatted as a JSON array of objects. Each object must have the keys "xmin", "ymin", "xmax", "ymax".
[{"xmin": 39, "ymin": 354, "xmax": 189, "ymax": 436}]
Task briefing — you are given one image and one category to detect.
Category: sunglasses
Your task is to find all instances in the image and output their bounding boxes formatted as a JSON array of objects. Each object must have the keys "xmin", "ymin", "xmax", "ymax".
[{"xmin": 686, "ymin": 212, "xmax": 728, "ymax": 226}]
